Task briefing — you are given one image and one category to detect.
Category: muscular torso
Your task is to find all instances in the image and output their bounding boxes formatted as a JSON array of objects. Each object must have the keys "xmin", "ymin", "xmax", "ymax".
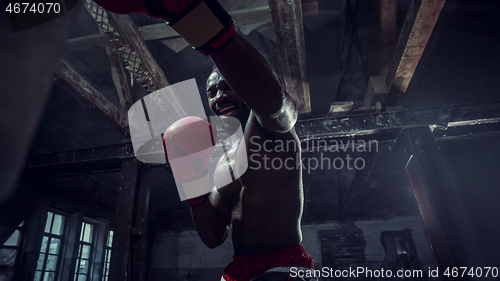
[{"xmin": 212, "ymin": 113, "xmax": 303, "ymax": 255}]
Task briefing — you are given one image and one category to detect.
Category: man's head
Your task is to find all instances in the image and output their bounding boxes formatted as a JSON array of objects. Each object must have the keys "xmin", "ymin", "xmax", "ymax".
[{"xmin": 206, "ymin": 68, "xmax": 250, "ymax": 126}]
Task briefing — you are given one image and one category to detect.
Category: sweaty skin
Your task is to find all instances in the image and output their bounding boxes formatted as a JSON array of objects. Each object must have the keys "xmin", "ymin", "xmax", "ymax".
[{"xmin": 189, "ymin": 33, "xmax": 303, "ymax": 255}]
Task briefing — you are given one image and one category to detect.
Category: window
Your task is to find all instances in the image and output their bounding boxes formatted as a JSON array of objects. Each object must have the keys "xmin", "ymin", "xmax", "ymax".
[
  {"xmin": 74, "ymin": 222, "xmax": 95, "ymax": 281},
  {"xmin": 101, "ymin": 230, "xmax": 113, "ymax": 281},
  {"xmin": 14, "ymin": 208, "xmax": 112, "ymax": 281},
  {"xmin": 35, "ymin": 212, "xmax": 65, "ymax": 281}
]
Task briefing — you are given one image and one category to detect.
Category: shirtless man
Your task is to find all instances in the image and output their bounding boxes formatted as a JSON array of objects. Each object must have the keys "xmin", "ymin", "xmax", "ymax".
[
  {"xmin": 195, "ymin": 57, "xmax": 315, "ymax": 280},
  {"xmin": 93, "ymin": 0, "xmax": 316, "ymax": 279},
  {"xmin": 188, "ymin": 28, "xmax": 315, "ymax": 281}
]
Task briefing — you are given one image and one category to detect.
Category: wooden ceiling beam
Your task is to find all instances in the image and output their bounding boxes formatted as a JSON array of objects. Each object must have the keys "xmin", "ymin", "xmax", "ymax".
[
  {"xmin": 54, "ymin": 59, "xmax": 129, "ymax": 135},
  {"xmin": 386, "ymin": 0, "xmax": 446, "ymax": 104},
  {"xmin": 356, "ymin": 0, "xmax": 398, "ymax": 105},
  {"xmin": 380, "ymin": 0, "xmax": 398, "ymax": 77},
  {"xmin": 66, "ymin": 2, "xmax": 318, "ymax": 52},
  {"xmin": 139, "ymin": 2, "xmax": 318, "ymax": 41},
  {"xmin": 65, "ymin": 33, "xmax": 110, "ymax": 52},
  {"xmin": 24, "ymin": 101, "xmax": 500, "ymax": 177},
  {"xmin": 268, "ymin": 0, "xmax": 312, "ymax": 114},
  {"xmin": 83, "ymin": 0, "xmax": 186, "ymax": 123}
]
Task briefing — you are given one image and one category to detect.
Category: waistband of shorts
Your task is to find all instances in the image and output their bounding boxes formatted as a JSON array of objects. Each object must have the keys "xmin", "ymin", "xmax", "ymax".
[{"xmin": 232, "ymin": 244, "xmax": 307, "ymax": 263}]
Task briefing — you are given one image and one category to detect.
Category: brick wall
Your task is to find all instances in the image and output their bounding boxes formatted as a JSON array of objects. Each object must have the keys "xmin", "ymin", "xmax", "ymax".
[{"xmin": 319, "ymin": 222, "xmax": 367, "ymax": 281}]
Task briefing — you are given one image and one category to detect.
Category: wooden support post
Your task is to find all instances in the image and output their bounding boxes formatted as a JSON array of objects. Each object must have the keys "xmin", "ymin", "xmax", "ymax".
[
  {"xmin": 268, "ymin": 0, "xmax": 311, "ymax": 114},
  {"xmin": 399, "ymin": 127, "xmax": 481, "ymax": 277},
  {"xmin": 132, "ymin": 169, "xmax": 151, "ymax": 281},
  {"xmin": 109, "ymin": 159, "xmax": 138, "ymax": 281},
  {"xmin": 108, "ymin": 159, "xmax": 151, "ymax": 281}
]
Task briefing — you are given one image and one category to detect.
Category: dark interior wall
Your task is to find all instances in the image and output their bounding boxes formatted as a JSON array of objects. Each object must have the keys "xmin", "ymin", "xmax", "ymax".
[
  {"xmin": 1, "ymin": 176, "xmax": 116, "ymax": 227},
  {"xmin": 147, "ymin": 147, "xmax": 435, "ymax": 281},
  {"xmin": 405, "ymin": 1, "xmax": 500, "ymax": 108},
  {"xmin": 438, "ymin": 135, "xmax": 500, "ymax": 267}
]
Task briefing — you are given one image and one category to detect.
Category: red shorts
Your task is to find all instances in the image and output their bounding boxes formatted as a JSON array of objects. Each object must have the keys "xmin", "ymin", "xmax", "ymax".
[{"xmin": 221, "ymin": 244, "xmax": 315, "ymax": 281}]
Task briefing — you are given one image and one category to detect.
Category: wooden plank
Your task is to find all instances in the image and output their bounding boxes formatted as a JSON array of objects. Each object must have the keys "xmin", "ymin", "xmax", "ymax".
[
  {"xmin": 387, "ymin": 0, "xmax": 446, "ymax": 100},
  {"xmin": 109, "ymin": 158, "xmax": 138, "ymax": 281},
  {"xmin": 356, "ymin": 0, "xmax": 397, "ymax": 103},
  {"xmin": 105, "ymin": 44, "xmax": 134, "ymax": 110},
  {"xmin": 67, "ymin": 2, "xmax": 318, "ymax": 51},
  {"xmin": 54, "ymin": 59, "xmax": 129, "ymax": 135},
  {"xmin": 132, "ymin": 169, "xmax": 151, "ymax": 281},
  {"xmin": 24, "ymin": 142, "xmax": 136, "ymax": 177},
  {"xmin": 401, "ymin": 127, "xmax": 480, "ymax": 272},
  {"xmin": 380, "ymin": 0, "xmax": 397, "ymax": 77},
  {"xmin": 268, "ymin": 0, "xmax": 311, "ymax": 114},
  {"xmin": 65, "ymin": 33, "xmax": 110, "ymax": 52}
]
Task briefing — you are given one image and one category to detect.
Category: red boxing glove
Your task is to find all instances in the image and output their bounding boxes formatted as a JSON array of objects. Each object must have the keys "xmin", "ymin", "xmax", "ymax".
[
  {"xmin": 162, "ymin": 117, "xmax": 217, "ymax": 203},
  {"xmin": 94, "ymin": 0, "xmax": 235, "ymax": 54}
]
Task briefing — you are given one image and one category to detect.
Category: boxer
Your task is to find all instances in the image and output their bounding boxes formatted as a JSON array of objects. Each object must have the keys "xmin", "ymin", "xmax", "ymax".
[{"xmin": 95, "ymin": 0, "xmax": 317, "ymax": 279}]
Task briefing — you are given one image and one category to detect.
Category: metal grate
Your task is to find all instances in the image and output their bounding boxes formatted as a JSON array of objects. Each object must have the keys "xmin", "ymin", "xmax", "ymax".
[{"xmin": 84, "ymin": 0, "xmax": 158, "ymax": 92}]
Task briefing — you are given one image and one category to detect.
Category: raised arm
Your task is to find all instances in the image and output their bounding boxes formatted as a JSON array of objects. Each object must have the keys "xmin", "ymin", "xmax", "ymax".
[
  {"xmin": 94, "ymin": 0, "xmax": 297, "ymax": 133},
  {"xmin": 210, "ymin": 34, "xmax": 298, "ymax": 133}
]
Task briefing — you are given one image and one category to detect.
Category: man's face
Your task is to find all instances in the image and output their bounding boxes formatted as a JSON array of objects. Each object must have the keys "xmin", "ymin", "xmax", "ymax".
[{"xmin": 206, "ymin": 69, "xmax": 250, "ymax": 124}]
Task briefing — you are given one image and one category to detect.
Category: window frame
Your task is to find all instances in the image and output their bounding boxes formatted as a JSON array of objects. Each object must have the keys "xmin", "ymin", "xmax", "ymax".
[
  {"xmin": 74, "ymin": 221, "xmax": 96, "ymax": 281},
  {"xmin": 101, "ymin": 229, "xmax": 113, "ymax": 281},
  {"xmin": 14, "ymin": 205, "xmax": 112, "ymax": 281},
  {"xmin": 33, "ymin": 209, "xmax": 68, "ymax": 281},
  {"xmin": 71, "ymin": 217, "xmax": 108, "ymax": 281}
]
